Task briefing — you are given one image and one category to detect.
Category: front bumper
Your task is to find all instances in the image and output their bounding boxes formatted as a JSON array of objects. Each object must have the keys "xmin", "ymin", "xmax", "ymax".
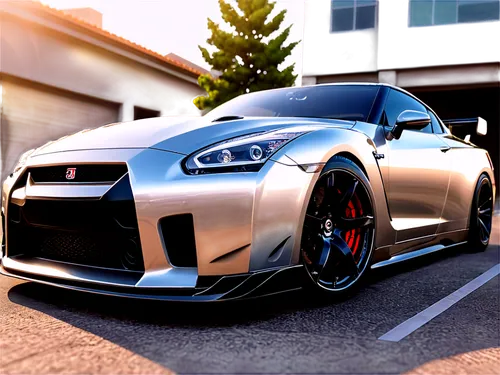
[
  {"xmin": 0, "ymin": 258, "xmax": 305, "ymax": 301},
  {"xmin": 1, "ymin": 148, "xmax": 317, "ymax": 296}
]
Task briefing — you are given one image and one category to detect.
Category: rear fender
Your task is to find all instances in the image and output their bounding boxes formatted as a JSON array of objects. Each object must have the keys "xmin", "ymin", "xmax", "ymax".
[{"xmin": 440, "ymin": 148, "xmax": 495, "ymax": 232}]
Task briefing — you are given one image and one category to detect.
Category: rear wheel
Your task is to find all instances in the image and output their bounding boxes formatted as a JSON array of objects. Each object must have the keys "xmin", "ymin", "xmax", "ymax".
[
  {"xmin": 300, "ymin": 156, "xmax": 375, "ymax": 296},
  {"xmin": 468, "ymin": 174, "xmax": 493, "ymax": 252}
]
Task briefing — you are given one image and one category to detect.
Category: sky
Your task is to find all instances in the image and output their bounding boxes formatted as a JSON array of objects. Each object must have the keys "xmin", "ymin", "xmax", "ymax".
[{"xmin": 39, "ymin": 0, "xmax": 305, "ymax": 80}]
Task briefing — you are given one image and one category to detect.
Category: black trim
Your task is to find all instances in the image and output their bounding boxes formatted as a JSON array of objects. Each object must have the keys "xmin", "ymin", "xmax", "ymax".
[
  {"xmin": 0, "ymin": 264, "xmax": 305, "ymax": 301},
  {"xmin": 442, "ymin": 118, "xmax": 481, "ymax": 127},
  {"xmin": 210, "ymin": 244, "xmax": 249, "ymax": 264},
  {"xmin": 370, "ymin": 127, "xmax": 391, "ymax": 220},
  {"xmin": 428, "ymin": 109, "xmax": 445, "ymax": 134},
  {"xmin": 7, "ymin": 173, "xmax": 145, "ymax": 272},
  {"xmin": 184, "ymin": 164, "xmax": 263, "ymax": 175},
  {"xmin": 28, "ymin": 164, "xmax": 128, "ymax": 184},
  {"xmin": 212, "ymin": 116, "xmax": 244, "ymax": 122},
  {"xmin": 267, "ymin": 237, "xmax": 290, "ymax": 262},
  {"xmin": 1, "ymin": 211, "xmax": 5, "ymax": 257},
  {"xmin": 367, "ymin": 86, "xmax": 389, "ymax": 125},
  {"xmin": 159, "ymin": 214, "xmax": 198, "ymax": 268}
]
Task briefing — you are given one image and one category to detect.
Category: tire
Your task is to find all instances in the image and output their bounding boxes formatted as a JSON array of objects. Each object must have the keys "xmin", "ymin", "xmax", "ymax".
[
  {"xmin": 467, "ymin": 174, "xmax": 493, "ymax": 252},
  {"xmin": 300, "ymin": 155, "xmax": 376, "ymax": 298}
]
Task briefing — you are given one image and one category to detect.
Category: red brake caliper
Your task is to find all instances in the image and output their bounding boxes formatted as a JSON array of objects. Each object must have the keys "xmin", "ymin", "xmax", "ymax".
[{"xmin": 344, "ymin": 194, "xmax": 363, "ymax": 258}]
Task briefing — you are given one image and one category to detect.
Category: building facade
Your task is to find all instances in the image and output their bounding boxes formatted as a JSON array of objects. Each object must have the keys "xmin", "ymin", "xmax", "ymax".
[{"xmin": 0, "ymin": 1, "xmax": 204, "ymax": 181}]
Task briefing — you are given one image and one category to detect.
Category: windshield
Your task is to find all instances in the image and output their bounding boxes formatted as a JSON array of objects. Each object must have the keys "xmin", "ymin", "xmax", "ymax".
[{"xmin": 205, "ymin": 85, "xmax": 379, "ymax": 122}]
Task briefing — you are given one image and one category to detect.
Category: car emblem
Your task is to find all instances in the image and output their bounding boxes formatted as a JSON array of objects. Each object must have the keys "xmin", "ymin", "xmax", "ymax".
[{"xmin": 66, "ymin": 168, "xmax": 77, "ymax": 180}]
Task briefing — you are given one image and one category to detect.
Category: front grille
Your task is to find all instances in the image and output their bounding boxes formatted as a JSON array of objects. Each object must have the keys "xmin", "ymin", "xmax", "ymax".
[
  {"xmin": 29, "ymin": 164, "xmax": 128, "ymax": 184},
  {"xmin": 160, "ymin": 214, "xmax": 197, "ymax": 267},
  {"xmin": 15, "ymin": 227, "xmax": 142, "ymax": 271},
  {"xmin": 18, "ymin": 199, "xmax": 137, "ymax": 229},
  {"xmin": 7, "ymin": 172, "xmax": 144, "ymax": 272}
]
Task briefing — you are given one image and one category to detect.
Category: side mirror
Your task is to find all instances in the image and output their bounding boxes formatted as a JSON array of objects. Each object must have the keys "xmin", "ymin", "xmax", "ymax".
[{"xmin": 387, "ymin": 110, "xmax": 431, "ymax": 140}]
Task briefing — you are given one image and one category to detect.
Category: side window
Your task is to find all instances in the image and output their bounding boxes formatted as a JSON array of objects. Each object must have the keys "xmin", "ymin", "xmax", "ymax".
[
  {"xmin": 428, "ymin": 110, "xmax": 444, "ymax": 134},
  {"xmin": 383, "ymin": 89, "xmax": 433, "ymax": 134}
]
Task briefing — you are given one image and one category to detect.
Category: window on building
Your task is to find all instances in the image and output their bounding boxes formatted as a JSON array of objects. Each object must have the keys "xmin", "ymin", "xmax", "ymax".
[
  {"xmin": 331, "ymin": 0, "xmax": 377, "ymax": 32},
  {"xmin": 409, "ymin": 0, "xmax": 500, "ymax": 27},
  {"xmin": 134, "ymin": 106, "xmax": 160, "ymax": 120}
]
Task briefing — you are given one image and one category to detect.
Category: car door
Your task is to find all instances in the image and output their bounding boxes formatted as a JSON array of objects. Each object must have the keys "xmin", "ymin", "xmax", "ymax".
[
  {"xmin": 382, "ymin": 89, "xmax": 452, "ymax": 243},
  {"xmin": 429, "ymin": 111, "xmax": 475, "ymax": 234}
]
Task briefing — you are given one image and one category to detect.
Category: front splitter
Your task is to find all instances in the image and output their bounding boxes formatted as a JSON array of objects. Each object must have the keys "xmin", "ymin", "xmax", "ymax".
[{"xmin": 0, "ymin": 261, "xmax": 305, "ymax": 302}]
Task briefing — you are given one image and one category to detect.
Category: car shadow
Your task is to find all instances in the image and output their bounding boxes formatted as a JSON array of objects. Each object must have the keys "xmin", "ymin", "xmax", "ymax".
[
  {"xmin": 8, "ymin": 281, "xmax": 324, "ymax": 328},
  {"xmin": 7, "ymin": 241, "xmax": 481, "ymax": 327},
  {"xmin": 367, "ymin": 243, "xmax": 469, "ymax": 284},
  {"xmin": 6, "ymin": 241, "xmax": 498, "ymax": 373},
  {"xmin": 369, "ymin": 240, "xmax": 499, "ymax": 285},
  {"xmin": 9, "ymin": 217, "xmax": 500, "ymax": 327}
]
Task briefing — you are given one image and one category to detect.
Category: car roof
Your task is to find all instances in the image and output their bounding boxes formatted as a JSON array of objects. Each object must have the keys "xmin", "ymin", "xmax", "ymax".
[
  {"xmin": 241, "ymin": 82, "xmax": 446, "ymax": 130},
  {"xmin": 305, "ymin": 82, "xmax": 443, "ymax": 119},
  {"xmin": 247, "ymin": 82, "xmax": 421, "ymax": 105},
  {"xmin": 297, "ymin": 82, "xmax": 450, "ymax": 134},
  {"xmin": 304, "ymin": 82, "xmax": 420, "ymax": 103}
]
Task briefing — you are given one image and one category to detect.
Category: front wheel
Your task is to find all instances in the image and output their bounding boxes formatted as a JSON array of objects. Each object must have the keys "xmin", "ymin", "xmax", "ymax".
[
  {"xmin": 300, "ymin": 156, "xmax": 375, "ymax": 297},
  {"xmin": 468, "ymin": 174, "xmax": 493, "ymax": 252}
]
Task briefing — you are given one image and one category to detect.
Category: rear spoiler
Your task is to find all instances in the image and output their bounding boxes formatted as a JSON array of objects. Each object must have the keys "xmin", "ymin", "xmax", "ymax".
[{"xmin": 442, "ymin": 117, "xmax": 487, "ymax": 136}]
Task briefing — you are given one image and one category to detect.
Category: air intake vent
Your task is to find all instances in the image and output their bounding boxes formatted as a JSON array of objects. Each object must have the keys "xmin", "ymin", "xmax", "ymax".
[{"xmin": 160, "ymin": 214, "xmax": 197, "ymax": 268}]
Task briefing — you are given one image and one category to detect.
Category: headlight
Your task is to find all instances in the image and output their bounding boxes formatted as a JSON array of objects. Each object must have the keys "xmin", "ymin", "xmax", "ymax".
[
  {"xmin": 12, "ymin": 149, "xmax": 35, "ymax": 174},
  {"xmin": 184, "ymin": 127, "xmax": 313, "ymax": 174}
]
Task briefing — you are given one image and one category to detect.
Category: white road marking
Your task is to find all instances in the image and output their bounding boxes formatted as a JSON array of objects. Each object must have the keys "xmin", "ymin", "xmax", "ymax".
[{"xmin": 378, "ymin": 263, "xmax": 500, "ymax": 342}]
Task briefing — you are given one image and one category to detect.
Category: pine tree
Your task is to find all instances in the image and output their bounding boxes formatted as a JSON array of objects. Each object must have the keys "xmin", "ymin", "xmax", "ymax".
[{"xmin": 194, "ymin": 0, "xmax": 300, "ymax": 110}]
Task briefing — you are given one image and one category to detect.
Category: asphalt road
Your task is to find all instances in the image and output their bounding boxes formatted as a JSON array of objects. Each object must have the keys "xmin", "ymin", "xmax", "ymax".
[{"xmin": 1, "ymin": 217, "xmax": 498, "ymax": 375}]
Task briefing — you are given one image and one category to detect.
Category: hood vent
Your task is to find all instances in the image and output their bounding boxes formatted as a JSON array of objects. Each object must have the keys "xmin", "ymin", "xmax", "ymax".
[{"xmin": 212, "ymin": 116, "xmax": 244, "ymax": 122}]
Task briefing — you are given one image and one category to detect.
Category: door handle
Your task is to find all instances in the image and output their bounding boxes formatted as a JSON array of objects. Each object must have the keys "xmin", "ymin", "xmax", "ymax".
[{"xmin": 440, "ymin": 146, "xmax": 451, "ymax": 153}]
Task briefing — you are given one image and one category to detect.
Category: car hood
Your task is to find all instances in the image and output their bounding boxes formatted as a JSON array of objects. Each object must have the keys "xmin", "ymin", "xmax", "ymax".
[{"xmin": 33, "ymin": 116, "xmax": 355, "ymax": 156}]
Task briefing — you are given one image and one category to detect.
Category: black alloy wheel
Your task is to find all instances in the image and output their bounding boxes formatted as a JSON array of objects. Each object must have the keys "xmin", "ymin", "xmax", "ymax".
[
  {"xmin": 469, "ymin": 174, "xmax": 493, "ymax": 251},
  {"xmin": 300, "ymin": 156, "xmax": 375, "ymax": 294}
]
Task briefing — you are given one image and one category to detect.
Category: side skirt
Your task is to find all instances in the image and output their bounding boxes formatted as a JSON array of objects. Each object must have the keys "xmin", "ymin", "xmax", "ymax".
[{"xmin": 371, "ymin": 241, "xmax": 467, "ymax": 270}]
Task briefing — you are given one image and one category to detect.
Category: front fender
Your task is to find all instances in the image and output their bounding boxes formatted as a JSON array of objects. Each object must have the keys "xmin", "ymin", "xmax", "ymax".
[{"xmin": 273, "ymin": 127, "xmax": 395, "ymax": 256}]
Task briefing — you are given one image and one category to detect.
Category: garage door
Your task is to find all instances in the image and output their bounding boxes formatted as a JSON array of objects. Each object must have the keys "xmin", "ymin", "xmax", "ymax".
[{"xmin": 1, "ymin": 80, "xmax": 119, "ymax": 181}]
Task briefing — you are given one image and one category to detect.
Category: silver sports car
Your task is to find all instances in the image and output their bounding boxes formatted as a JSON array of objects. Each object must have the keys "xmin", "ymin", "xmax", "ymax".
[{"xmin": 0, "ymin": 83, "xmax": 495, "ymax": 301}]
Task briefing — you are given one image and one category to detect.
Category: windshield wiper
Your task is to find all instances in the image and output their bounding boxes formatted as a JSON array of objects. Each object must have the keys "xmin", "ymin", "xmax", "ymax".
[{"xmin": 212, "ymin": 115, "xmax": 244, "ymax": 122}]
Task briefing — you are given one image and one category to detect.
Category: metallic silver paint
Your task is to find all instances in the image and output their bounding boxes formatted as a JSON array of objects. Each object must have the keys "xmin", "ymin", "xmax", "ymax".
[
  {"xmin": 384, "ymin": 131, "xmax": 451, "ymax": 242},
  {"xmin": 251, "ymin": 154, "xmax": 317, "ymax": 270},
  {"xmin": 128, "ymin": 149, "xmax": 255, "ymax": 277},
  {"xmin": 279, "ymin": 125, "xmax": 396, "ymax": 256},
  {"xmin": 24, "ymin": 174, "xmax": 113, "ymax": 199},
  {"xmin": 33, "ymin": 116, "xmax": 354, "ymax": 156},
  {"xmin": 1, "ymin": 83, "xmax": 495, "ymax": 298}
]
